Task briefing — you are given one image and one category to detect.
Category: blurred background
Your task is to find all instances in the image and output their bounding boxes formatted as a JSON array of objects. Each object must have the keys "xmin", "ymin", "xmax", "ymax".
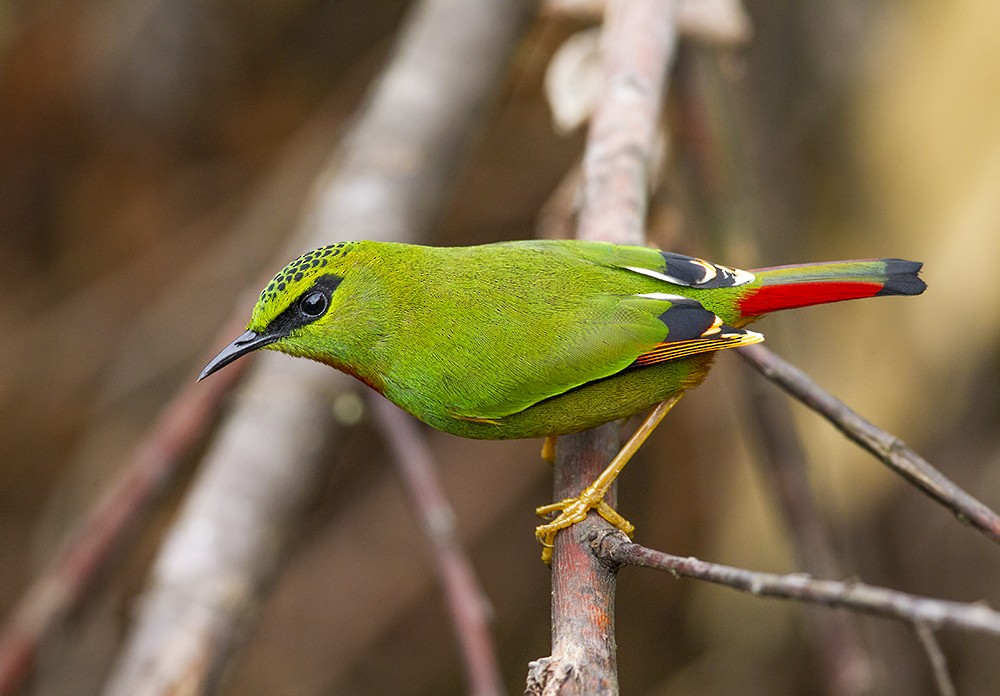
[{"xmin": 2, "ymin": 0, "xmax": 999, "ymax": 694}]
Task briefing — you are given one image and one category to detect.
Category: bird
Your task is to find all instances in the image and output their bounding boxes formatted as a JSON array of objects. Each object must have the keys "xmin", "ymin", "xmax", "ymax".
[{"xmin": 200, "ymin": 239, "xmax": 925, "ymax": 557}]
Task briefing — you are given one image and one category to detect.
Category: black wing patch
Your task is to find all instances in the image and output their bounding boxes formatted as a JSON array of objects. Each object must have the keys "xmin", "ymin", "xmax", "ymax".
[
  {"xmin": 657, "ymin": 297, "xmax": 720, "ymax": 340},
  {"xmin": 633, "ymin": 296, "xmax": 763, "ymax": 366}
]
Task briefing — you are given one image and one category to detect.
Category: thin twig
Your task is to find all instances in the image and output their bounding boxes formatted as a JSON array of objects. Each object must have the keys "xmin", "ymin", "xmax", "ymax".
[
  {"xmin": 739, "ymin": 343, "xmax": 1000, "ymax": 545},
  {"xmin": 0, "ymin": 316, "xmax": 250, "ymax": 696},
  {"xmin": 369, "ymin": 396, "xmax": 504, "ymax": 696},
  {"xmin": 596, "ymin": 534, "xmax": 1000, "ymax": 638},
  {"xmin": 914, "ymin": 622, "xmax": 957, "ymax": 696},
  {"xmin": 527, "ymin": 1, "xmax": 680, "ymax": 694}
]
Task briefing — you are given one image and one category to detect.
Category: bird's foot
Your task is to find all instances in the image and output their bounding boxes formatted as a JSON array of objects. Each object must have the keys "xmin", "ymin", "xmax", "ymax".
[
  {"xmin": 532, "ymin": 394, "xmax": 684, "ymax": 564},
  {"xmin": 535, "ymin": 493, "xmax": 634, "ymax": 564}
]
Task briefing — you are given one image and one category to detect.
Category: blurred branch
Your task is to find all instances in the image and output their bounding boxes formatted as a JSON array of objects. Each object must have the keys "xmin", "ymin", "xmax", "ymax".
[
  {"xmin": 914, "ymin": 622, "xmax": 956, "ymax": 696},
  {"xmin": 526, "ymin": 1, "xmax": 679, "ymax": 694},
  {"xmin": 368, "ymin": 395, "xmax": 504, "ymax": 696},
  {"xmin": 739, "ymin": 344, "xmax": 1000, "ymax": 545},
  {"xmin": 542, "ymin": 0, "xmax": 752, "ymax": 47},
  {"xmin": 0, "ymin": 317, "xmax": 250, "ymax": 696},
  {"xmin": 672, "ymin": 49, "xmax": 881, "ymax": 694},
  {"xmin": 741, "ymin": 375, "xmax": 877, "ymax": 696},
  {"xmin": 596, "ymin": 534, "xmax": 1000, "ymax": 638},
  {"xmin": 535, "ymin": 162, "xmax": 582, "ymax": 240},
  {"xmin": 0, "ymin": 84, "xmax": 353, "ymax": 694},
  {"xmin": 101, "ymin": 2, "xmax": 531, "ymax": 694}
]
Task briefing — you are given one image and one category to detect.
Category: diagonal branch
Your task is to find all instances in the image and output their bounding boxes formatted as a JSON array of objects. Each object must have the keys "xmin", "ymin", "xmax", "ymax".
[
  {"xmin": 738, "ymin": 343, "xmax": 1000, "ymax": 545},
  {"xmin": 0, "ymin": 317, "xmax": 250, "ymax": 696},
  {"xmin": 101, "ymin": 2, "xmax": 531, "ymax": 694}
]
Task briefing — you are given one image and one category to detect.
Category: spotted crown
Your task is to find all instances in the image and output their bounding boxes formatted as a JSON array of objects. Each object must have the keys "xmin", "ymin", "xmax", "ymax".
[{"xmin": 250, "ymin": 242, "xmax": 354, "ymax": 330}]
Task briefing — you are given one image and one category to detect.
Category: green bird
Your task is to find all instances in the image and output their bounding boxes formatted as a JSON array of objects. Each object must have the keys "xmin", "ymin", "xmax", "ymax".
[{"xmin": 200, "ymin": 239, "xmax": 925, "ymax": 554}]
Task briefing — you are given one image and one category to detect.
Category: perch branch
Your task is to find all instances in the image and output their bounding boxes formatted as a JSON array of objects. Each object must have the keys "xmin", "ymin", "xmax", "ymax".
[
  {"xmin": 526, "ymin": 1, "xmax": 679, "ymax": 694},
  {"xmin": 596, "ymin": 534, "xmax": 1000, "ymax": 638}
]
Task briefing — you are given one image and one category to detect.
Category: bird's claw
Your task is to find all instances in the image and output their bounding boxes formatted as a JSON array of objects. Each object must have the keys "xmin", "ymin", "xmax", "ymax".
[{"xmin": 534, "ymin": 493, "xmax": 634, "ymax": 564}]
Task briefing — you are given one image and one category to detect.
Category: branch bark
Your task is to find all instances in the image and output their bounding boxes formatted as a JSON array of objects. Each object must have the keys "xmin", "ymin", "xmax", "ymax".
[
  {"xmin": 542, "ymin": 0, "xmax": 752, "ymax": 47},
  {"xmin": 526, "ymin": 2, "xmax": 679, "ymax": 694},
  {"xmin": 101, "ymin": 2, "xmax": 531, "ymax": 694}
]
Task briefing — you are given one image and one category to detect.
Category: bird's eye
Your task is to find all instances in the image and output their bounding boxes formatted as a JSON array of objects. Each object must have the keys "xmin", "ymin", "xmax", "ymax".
[{"xmin": 300, "ymin": 291, "xmax": 328, "ymax": 318}]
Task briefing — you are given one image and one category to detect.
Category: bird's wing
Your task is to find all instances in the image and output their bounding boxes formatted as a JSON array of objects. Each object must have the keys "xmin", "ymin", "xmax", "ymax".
[{"xmin": 443, "ymin": 289, "xmax": 762, "ymax": 422}]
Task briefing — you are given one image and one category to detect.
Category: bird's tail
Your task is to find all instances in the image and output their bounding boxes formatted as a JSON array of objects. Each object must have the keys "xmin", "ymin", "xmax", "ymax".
[{"xmin": 738, "ymin": 259, "xmax": 926, "ymax": 318}]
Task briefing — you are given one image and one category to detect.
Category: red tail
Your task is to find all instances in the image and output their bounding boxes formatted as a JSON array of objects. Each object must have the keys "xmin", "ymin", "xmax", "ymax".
[{"xmin": 738, "ymin": 259, "xmax": 925, "ymax": 318}]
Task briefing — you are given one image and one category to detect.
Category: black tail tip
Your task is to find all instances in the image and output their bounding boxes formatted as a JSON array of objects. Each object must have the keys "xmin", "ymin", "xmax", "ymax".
[{"xmin": 878, "ymin": 258, "xmax": 926, "ymax": 296}]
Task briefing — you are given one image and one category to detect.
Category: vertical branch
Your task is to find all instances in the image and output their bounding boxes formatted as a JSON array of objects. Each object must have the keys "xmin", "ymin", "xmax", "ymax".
[
  {"xmin": 527, "ymin": 1, "xmax": 679, "ymax": 694},
  {"xmin": 672, "ymin": 50, "xmax": 879, "ymax": 694},
  {"xmin": 914, "ymin": 623, "xmax": 956, "ymax": 696},
  {"xmin": 576, "ymin": 0, "xmax": 677, "ymax": 245},
  {"xmin": 743, "ymin": 376, "xmax": 878, "ymax": 696},
  {"xmin": 532, "ymin": 426, "xmax": 623, "ymax": 694}
]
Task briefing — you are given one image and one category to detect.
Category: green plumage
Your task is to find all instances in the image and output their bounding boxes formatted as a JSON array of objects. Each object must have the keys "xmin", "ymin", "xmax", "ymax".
[{"xmin": 201, "ymin": 240, "xmax": 925, "ymax": 439}]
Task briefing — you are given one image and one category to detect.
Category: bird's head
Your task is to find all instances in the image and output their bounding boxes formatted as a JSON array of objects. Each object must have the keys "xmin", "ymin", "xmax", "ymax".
[{"xmin": 199, "ymin": 242, "xmax": 360, "ymax": 380}]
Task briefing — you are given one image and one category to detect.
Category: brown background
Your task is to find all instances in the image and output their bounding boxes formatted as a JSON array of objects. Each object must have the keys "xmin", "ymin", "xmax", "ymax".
[{"xmin": 2, "ymin": 1, "xmax": 999, "ymax": 694}]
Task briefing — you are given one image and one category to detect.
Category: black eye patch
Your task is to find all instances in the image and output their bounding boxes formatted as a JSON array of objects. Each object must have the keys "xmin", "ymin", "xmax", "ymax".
[{"xmin": 264, "ymin": 274, "xmax": 343, "ymax": 337}]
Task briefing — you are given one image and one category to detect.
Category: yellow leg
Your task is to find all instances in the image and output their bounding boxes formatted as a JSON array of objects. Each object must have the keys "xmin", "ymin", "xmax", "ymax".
[
  {"xmin": 540, "ymin": 436, "xmax": 558, "ymax": 464},
  {"xmin": 535, "ymin": 394, "xmax": 683, "ymax": 563}
]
